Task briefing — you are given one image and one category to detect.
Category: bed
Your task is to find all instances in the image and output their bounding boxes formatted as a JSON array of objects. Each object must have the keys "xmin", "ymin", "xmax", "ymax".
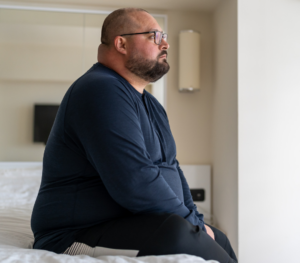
[{"xmin": 0, "ymin": 162, "xmax": 218, "ymax": 263}]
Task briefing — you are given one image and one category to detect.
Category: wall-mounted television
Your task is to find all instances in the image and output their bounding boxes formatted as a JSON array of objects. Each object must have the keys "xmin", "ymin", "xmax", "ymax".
[{"xmin": 33, "ymin": 104, "xmax": 59, "ymax": 145}]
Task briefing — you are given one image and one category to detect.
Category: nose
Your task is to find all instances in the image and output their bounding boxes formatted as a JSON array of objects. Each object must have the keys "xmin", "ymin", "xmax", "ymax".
[{"xmin": 159, "ymin": 38, "xmax": 169, "ymax": 50}]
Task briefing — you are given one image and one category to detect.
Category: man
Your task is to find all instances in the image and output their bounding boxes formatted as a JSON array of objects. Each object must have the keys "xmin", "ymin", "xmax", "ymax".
[{"xmin": 31, "ymin": 8, "xmax": 237, "ymax": 263}]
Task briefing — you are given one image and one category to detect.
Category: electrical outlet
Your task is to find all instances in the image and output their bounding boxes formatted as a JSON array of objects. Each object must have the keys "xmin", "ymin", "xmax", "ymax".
[{"xmin": 190, "ymin": 189, "xmax": 205, "ymax": 202}]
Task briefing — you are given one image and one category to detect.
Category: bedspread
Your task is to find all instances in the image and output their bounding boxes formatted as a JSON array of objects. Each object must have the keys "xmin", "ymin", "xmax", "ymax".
[{"xmin": 0, "ymin": 163, "xmax": 218, "ymax": 263}]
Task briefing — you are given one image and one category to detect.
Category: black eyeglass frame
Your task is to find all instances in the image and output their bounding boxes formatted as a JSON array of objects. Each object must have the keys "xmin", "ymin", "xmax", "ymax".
[{"xmin": 120, "ymin": 30, "xmax": 167, "ymax": 45}]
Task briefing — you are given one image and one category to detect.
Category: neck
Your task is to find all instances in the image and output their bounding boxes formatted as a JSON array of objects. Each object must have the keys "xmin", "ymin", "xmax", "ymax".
[
  {"xmin": 98, "ymin": 45, "xmax": 149, "ymax": 94},
  {"xmin": 120, "ymin": 71, "xmax": 148, "ymax": 94}
]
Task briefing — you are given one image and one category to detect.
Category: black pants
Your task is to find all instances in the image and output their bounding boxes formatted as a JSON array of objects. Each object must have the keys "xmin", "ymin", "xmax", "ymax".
[{"xmin": 64, "ymin": 213, "xmax": 237, "ymax": 263}]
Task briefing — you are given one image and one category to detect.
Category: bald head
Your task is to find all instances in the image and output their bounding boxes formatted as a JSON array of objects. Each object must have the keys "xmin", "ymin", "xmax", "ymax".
[
  {"xmin": 101, "ymin": 8, "xmax": 149, "ymax": 46},
  {"xmin": 98, "ymin": 8, "xmax": 169, "ymax": 92}
]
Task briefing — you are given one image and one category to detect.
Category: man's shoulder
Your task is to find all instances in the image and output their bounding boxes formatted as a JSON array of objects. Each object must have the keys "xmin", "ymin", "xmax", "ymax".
[
  {"xmin": 72, "ymin": 63, "xmax": 131, "ymax": 96},
  {"xmin": 67, "ymin": 64, "xmax": 138, "ymax": 107},
  {"xmin": 81, "ymin": 63, "xmax": 125, "ymax": 87}
]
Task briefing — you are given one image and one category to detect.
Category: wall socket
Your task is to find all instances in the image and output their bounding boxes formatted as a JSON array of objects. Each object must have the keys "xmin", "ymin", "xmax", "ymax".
[{"xmin": 180, "ymin": 165, "xmax": 211, "ymax": 221}]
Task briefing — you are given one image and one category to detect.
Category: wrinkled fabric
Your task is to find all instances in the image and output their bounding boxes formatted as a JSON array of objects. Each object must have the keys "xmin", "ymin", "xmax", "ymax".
[{"xmin": 0, "ymin": 245, "xmax": 219, "ymax": 263}]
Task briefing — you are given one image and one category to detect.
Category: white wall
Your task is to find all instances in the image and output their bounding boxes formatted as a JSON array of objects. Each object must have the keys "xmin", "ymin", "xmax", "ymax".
[
  {"xmin": 212, "ymin": 0, "xmax": 238, "ymax": 254},
  {"xmin": 238, "ymin": 0, "xmax": 300, "ymax": 262}
]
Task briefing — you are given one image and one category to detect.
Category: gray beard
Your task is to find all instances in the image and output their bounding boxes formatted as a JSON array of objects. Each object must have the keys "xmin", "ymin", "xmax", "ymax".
[{"xmin": 125, "ymin": 53, "xmax": 170, "ymax": 82}]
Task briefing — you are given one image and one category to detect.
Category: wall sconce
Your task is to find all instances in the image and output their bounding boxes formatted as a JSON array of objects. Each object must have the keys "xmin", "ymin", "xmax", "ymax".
[{"xmin": 179, "ymin": 30, "xmax": 201, "ymax": 92}]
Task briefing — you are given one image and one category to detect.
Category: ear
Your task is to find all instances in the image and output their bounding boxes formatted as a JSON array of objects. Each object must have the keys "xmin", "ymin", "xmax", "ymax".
[{"xmin": 114, "ymin": 36, "xmax": 127, "ymax": 55}]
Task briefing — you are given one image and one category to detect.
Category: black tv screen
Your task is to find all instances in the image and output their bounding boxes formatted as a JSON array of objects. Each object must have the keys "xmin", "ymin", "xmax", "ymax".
[{"xmin": 33, "ymin": 104, "xmax": 59, "ymax": 144}]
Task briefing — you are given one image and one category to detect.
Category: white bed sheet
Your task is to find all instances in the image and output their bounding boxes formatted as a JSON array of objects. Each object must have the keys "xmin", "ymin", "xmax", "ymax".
[{"xmin": 0, "ymin": 163, "xmax": 218, "ymax": 263}]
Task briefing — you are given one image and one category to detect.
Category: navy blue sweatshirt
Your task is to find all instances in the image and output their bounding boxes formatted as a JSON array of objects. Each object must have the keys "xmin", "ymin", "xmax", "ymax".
[{"xmin": 31, "ymin": 63, "xmax": 205, "ymax": 253}]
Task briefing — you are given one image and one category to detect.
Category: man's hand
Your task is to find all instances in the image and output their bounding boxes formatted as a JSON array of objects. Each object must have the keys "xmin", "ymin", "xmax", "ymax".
[{"xmin": 204, "ymin": 225, "xmax": 215, "ymax": 240}]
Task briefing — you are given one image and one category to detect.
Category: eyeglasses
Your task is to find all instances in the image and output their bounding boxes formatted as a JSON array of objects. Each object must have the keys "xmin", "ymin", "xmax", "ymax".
[{"xmin": 120, "ymin": 30, "xmax": 168, "ymax": 45}]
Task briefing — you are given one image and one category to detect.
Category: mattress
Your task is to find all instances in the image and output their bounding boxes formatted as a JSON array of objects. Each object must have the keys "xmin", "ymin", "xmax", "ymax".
[{"xmin": 0, "ymin": 162, "xmax": 218, "ymax": 263}]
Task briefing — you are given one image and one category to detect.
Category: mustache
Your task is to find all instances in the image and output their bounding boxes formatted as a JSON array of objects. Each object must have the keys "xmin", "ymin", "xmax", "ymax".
[{"xmin": 158, "ymin": 51, "xmax": 168, "ymax": 58}]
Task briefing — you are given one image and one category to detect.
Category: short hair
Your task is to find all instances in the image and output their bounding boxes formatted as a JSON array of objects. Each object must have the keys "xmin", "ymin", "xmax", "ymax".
[{"xmin": 101, "ymin": 8, "xmax": 149, "ymax": 46}]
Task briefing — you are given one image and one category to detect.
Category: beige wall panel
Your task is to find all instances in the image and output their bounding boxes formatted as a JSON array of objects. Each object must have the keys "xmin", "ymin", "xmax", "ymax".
[
  {"xmin": 0, "ymin": 9, "xmax": 84, "ymax": 46},
  {"xmin": 212, "ymin": 0, "xmax": 238, "ymax": 254},
  {"xmin": 0, "ymin": 9, "xmax": 84, "ymax": 81},
  {"xmin": 166, "ymin": 10, "xmax": 213, "ymax": 165},
  {"xmin": 0, "ymin": 44, "xmax": 83, "ymax": 81}
]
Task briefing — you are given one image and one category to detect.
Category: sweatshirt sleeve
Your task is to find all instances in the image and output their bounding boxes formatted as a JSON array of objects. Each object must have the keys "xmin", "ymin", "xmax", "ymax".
[
  {"xmin": 68, "ymin": 79, "xmax": 194, "ymax": 221},
  {"xmin": 176, "ymin": 159, "xmax": 206, "ymax": 231}
]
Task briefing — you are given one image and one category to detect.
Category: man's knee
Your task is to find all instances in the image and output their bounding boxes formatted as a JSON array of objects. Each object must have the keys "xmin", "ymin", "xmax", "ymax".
[
  {"xmin": 207, "ymin": 224, "xmax": 238, "ymax": 262},
  {"xmin": 158, "ymin": 213, "xmax": 198, "ymax": 243},
  {"xmin": 207, "ymin": 224, "xmax": 229, "ymax": 248},
  {"xmin": 138, "ymin": 213, "xmax": 200, "ymax": 255},
  {"xmin": 138, "ymin": 214, "xmax": 236, "ymax": 263}
]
